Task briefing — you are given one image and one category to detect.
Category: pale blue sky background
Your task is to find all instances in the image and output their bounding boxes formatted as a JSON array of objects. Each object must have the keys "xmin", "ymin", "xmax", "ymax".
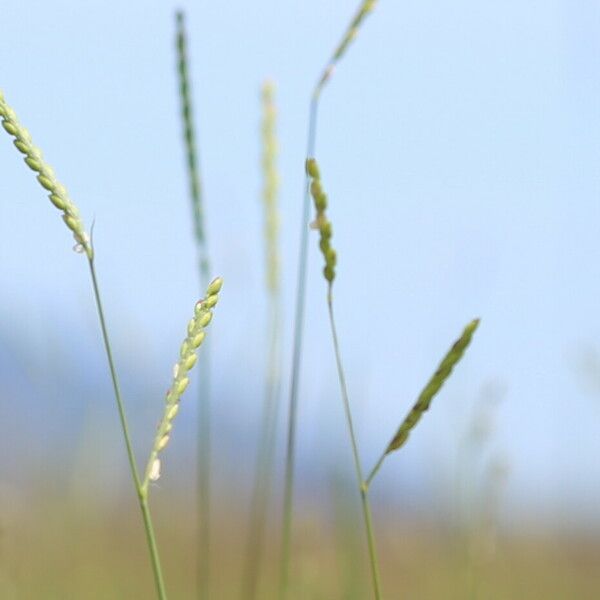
[{"xmin": 1, "ymin": 1, "xmax": 599, "ymax": 528}]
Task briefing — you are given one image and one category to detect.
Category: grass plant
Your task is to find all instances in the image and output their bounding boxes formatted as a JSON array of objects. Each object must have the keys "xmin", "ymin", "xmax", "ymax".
[
  {"xmin": 0, "ymin": 90, "xmax": 223, "ymax": 600},
  {"xmin": 242, "ymin": 80, "xmax": 282, "ymax": 600},
  {"xmin": 279, "ymin": 3, "xmax": 378, "ymax": 596},
  {"xmin": 175, "ymin": 11, "xmax": 213, "ymax": 597},
  {"xmin": 0, "ymin": 90, "xmax": 167, "ymax": 598},
  {"xmin": 306, "ymin": 156, "xmax": 480, "ymax": 599}
]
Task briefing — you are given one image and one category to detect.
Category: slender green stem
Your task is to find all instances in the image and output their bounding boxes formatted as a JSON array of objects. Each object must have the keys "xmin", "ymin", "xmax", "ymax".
[
  {"xmin": 366, "ymin": 453, "xmax": 386, "ymax": 488},
  {"xmin": 175, "ymin": 12, "xmax": 212, "ymax": 597},
  {"xmin": 278, "ymin": 94, "xmax": 320, "ymax": 599},
  {"xmin": 197, "ymin": 349, "xmax": 211, "ymax": 599},
  {"xmin": 242, "ymin": 299, "xmax": 281, "ymax": 599},
  {"xmin": 326, "ymin": 288, "xmax": 382, "ymax": 600},
  {"xmin": 140, "ymin": 496, "xmax": 168, "ymax": 599},
  {"xmin": 88, "ymin": 257, "xmax": 167, "ymax": 600},
  {"xmin": 360, "ymin": 486, "xmax": 382, "ymax": 600}
]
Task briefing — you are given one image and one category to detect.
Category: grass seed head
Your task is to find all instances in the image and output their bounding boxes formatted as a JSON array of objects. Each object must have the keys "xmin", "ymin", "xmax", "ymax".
[
  {"xmin": 306, "ymin": 157, "xmax": 336, "ymax": 283},
  {"xmin": 0, "ymin": 90, "xmax": 93, "ymax": 258},
  {"xmin": 385, "ymin": 319, "xmax": 480, "ymax": 454},
  {"xmin": 141, "ymin": 277, "xmax": 223, "ymax": 493}
]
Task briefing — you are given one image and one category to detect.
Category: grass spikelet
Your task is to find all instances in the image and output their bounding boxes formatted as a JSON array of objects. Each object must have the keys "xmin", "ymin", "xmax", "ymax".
[
  {"xmin": 0, "ymin": 90, "xmax": 92, "ymax": 258},
  {"xmin": 142, "ymin": 277, "xmax": 223, "ymax": 495},
  {"xmin": 385, "ymin": 319, "xmax": 480, "ymax": 454}
]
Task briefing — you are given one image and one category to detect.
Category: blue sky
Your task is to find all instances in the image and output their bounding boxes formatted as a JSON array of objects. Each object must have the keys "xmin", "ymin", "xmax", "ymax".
[{"xmin": 1, "ymin": 1, "xmax": 600, "ymax": 526}]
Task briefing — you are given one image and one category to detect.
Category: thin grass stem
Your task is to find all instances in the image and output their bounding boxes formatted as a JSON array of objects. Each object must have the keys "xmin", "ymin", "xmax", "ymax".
[
  {"xmin": 88, "ymin": 257, "xmax": 167, "ymax": 600},
  {"xmin": 327, "ymin": 290, "xmax": 382, "ymax": 600},
  {"xmin": 278, "ymin": 95, "xmax": 319, "ymax": 599},
  {"xmin": 243, "ymin": 298, "xmax": 282, "ymax": 599},
  {"xmin": 244, "ymin": 81, "xmax": 282, "ymax": 594}
]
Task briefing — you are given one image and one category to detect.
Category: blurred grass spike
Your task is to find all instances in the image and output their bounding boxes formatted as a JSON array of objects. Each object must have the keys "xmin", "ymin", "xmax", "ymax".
[
  {"xmin": 176, "ymin": 10, "xmax": 209, "ymax": 280},
  {"xmin": 386, "ymin": 319, "xmax": 480, "ymax": 454},
  {"xmin": 262, "ymin": 81, "xmax": 280, "ymax": 294},
  {"xmin": 141, "ymin": 277, "xmax": 223, "ymax": 495},
  {"xmin": 0, "ymin": 90, "xmax": 93, "ymax": 258}
]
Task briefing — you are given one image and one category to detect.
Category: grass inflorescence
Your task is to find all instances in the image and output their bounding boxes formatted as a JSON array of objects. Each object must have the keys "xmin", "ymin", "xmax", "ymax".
[
  {"xmin": 0, "ymin": 91, "xmax": 92, "ymax": 258},
  {"xmin": 142, "ymin": 277, "xmax": 223, "ymax": 496},
  {"xmin": 306, "ymin": 157, "xmax": 480, "ymax": 598}
]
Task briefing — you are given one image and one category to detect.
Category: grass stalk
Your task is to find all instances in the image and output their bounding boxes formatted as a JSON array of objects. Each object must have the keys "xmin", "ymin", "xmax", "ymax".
[
  {"xmin": 278, "ymin": 94, "xmax": 318, "ymax": 600},
  {"xmin": 279, "ymin": 4, "xmax": 377, "ymax": 596},
  {"xmin": 242, "ymin": 82, "xmax": 282, "ymax": 599},
  {"xmin": 305, "ymin": 156, "xmax": 382, "ymax": 598},
  {"xmin": 89, "ymin": 257, "xmax": 167, "ymax": 600},
  {"xmin": 327, "ymin": 290, "xmax": 383, "ymax": 600},
  {"xmin": 175, "ymin": 11, "xmax": 212, "ymax": 597}
]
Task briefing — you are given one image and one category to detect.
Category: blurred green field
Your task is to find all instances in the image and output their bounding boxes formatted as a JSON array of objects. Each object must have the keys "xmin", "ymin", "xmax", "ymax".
[{"xmin": 1, "ymin": 486, "xmax": 599, "ymax": 599}]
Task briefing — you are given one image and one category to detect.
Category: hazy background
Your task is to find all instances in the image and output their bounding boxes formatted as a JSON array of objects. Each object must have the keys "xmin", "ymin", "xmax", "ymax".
[{"xmin": 1, "ymin": 0, "xmax": 600, "ymax": 570}]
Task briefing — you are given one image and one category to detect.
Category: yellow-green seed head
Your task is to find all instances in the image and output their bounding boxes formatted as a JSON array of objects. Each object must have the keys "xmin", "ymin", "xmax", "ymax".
[
  {"xmin": 142, "ymin": 277, "xmax": 223, "ymax": 493},
  {"xmin": 0, "ymin": 90, "xmax": 93, "ymax": 258}
]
